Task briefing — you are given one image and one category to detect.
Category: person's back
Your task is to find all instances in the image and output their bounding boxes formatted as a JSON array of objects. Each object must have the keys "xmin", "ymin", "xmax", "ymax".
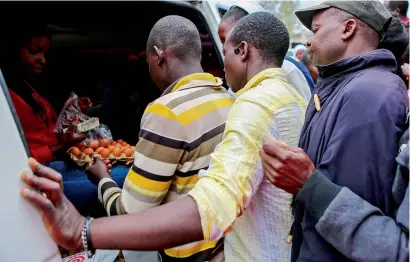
[
  {"xmin": 189, "ymin": 12, "xmax": 307, "ymax": 261},
  {"xmin": 223, "ymin": 73, "xmax": 306, "ymax": 261},
  {"xmin": 92, "ymin": 16, "xmax": 233, "ymax": 261},
  {"xmin": 293, "ymin": 2, "xmax": 408, "ymax": 261}
]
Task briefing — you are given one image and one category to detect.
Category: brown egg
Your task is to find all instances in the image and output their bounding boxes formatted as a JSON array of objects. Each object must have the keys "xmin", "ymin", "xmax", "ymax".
[
  {"xmin": 88, "ymin": 140, "xmax": 100, "ymax": 150},
  {"xmin": 111, "ymin": 141, "xmax": 117, "ymax": 146},
  {"xmin": 124, "ymin": 148, "xmax": 134, "ymax": 157},
  {"xmin": 108, "ymin": 145, "xmax": 115, "ymax": 152},
  {"xmin": 100, "ymin": 148, "xmax": 110, "ymax": 158},
  {"xmin": 76, "ymin": 143, "xmax": 86, "ymax": 151},
  {"xmin": 83, "ymin": 147, "xmax": 94, "ymax": 156},
  {"xmin": 117, "ymin": 139, "xmax": 124, "ymax": 143},
  {"xmin": 121, "ymin": 146, "xmax": 129, "ymax": 153},
  {"xmin": 130, "ymin": 146, "xmax": 135, "ymax": 152},
  {"xmin": 111, "ymin": 147, "xmax": 121, "ymax": 157},
  {"xmin": 95, "ymin": 147, "xmax": 105, "ymax": 154},
  {"xmin": 121, "ymin": 141, "xmax": 128, "ymax": 146},
  {"xmin": 99, "ymin": 138, "xmax": 110, "ymax": 148},
  {"xmin": 68, "ymin": 147, "xmax": 81, "ymax": 157},
  {"xmin": 115, "ymin": 143, "xmax": 122, "ymax": 149}
]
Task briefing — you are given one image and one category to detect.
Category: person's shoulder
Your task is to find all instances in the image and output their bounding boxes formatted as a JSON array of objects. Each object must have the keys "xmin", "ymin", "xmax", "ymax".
[
  {"xmin": 341, "ymin": 70, "xmax": 408, "ymax": 114},
  {"xmin": 239, "ymin": 77, "xmax": 307, "ymax": 111},
  {"xmin": 346, "ymin": 69, "xmax": 407, "ymax": 98}
]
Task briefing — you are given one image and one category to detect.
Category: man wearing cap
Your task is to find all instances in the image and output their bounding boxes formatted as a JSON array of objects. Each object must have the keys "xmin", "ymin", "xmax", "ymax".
[
  {"xmin": 218, "ymin": 3, "xmax": 314, "ymax": 99},
  {"xmin": 288, "ymin": 1, "xmax": 408, "ymax": 261}
]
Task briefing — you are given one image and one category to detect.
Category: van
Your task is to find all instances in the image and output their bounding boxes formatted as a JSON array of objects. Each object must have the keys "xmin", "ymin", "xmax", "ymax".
[{"xmin": 0, "ymin": 1, "xmax": 227, "ymax": 145}]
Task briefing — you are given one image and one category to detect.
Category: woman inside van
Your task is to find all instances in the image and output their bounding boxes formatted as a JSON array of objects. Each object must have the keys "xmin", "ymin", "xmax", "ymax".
[
  {"xmin": 2, "ymin": 25, "xmax": 129, "ymax": 216},
  {"xmin": 2, "ymin": 26, "xmax": 86, "ymax": 164}
]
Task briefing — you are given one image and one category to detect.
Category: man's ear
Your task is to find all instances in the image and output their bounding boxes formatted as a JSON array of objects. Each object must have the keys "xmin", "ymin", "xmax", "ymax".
[
  {"xmin": 153, "ymin": 46, "xmax": 164, "ymax": 66},
  {"xmin": 341, "ymin": 19, "xmax": 357, "ymax": 41},
  {"xmin": 239, "ymin": 41, "xmax": 250, "ymax": 62}
]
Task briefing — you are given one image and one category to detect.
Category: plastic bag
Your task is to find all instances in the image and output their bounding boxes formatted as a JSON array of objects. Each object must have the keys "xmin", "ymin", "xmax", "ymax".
[{"xmin": 54, "ymin": 92, "xmax": 112, "ymax": 144}]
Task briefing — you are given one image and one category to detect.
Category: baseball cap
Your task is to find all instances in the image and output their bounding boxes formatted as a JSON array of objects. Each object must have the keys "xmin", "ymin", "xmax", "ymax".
[
  {"xmin": 229, "ymin": 2, "xmax": 265, "ymax": 14},
  {"xmin": 295, "ymin": 1, "xmax": 392, "ymax": 38}
]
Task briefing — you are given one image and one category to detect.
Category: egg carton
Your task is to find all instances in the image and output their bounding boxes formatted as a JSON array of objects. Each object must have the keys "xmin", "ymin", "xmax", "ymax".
[{"xmin": 66, "ymin": 150, "xmax": 134, "ymax": 167}]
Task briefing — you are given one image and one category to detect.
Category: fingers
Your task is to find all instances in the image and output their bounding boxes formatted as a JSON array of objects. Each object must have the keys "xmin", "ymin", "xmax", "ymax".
[
  {"xmin": 103, "ymin": 159, "xmax": 112, "ymax": 170},
  {"xmin": 20, "ymin": 187, "xmax": 55, "ymax": 215},
  {"xmin": 287, "ymin": 146, "xmax": 305, "ymax": 154},
  {"xmin": 262, "ymin": 139, "xmax": 291, "ymax": 161},
  {"xmin": 28, "ymin": 158, "xmax": 63, "ymax": 184},
  {"xmin": 21, "ymin": 171, "xmax": 62, "ymax": 204}
]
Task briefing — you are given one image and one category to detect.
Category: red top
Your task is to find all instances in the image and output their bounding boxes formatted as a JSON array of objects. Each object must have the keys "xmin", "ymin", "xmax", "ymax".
[{"xmin": 9, "ymin": 82, "xmax": 59, "ymax": 163}]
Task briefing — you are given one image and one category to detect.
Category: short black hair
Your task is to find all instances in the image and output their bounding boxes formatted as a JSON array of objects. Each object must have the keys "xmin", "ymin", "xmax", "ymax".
[
  {"xmin": 388, "ymin": 1, "xmax": 409, "ymax": 15},
  {"xmin": 379, "ymin": 17, "xmax": 409, "ymax": 61},
  {"xmin": 228, "ymin": 12, "xmax": 289, "ymax": 66},
  {"xmin": 221, "ymin": 6, "xmax": 248, "ymax": 23},
  {"xmin": 146, "ymin": 15, "xmax": 201, "ymax": 62}
]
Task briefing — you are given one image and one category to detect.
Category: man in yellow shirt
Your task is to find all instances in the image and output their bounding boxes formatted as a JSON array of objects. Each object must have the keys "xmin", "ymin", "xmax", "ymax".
[{"xmin": 21, "ymin": 12, "xmax": 307, "ymax": 262}]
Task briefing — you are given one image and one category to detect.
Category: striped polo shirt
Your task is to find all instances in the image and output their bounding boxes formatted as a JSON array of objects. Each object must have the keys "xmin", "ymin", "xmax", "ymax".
[{"xmin": 98, "ymin": 73, "xmax": 234, "ymax": 261}]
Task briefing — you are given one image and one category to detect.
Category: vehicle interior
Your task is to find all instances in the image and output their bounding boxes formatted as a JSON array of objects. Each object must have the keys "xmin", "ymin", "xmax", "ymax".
[{"xmin": 0, "ymin": 1, "xmax": 225, "ymax": 145}]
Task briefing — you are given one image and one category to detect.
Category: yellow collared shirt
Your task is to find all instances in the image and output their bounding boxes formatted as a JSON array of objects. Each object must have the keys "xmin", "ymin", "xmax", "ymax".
[{"xmin": 189, "ymin": 68, "xmax": 308, "ymax": 262}]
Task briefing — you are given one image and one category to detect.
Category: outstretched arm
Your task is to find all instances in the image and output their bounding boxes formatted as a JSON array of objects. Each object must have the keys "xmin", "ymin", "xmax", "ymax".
[{"xmin": 21, "ymin": 158, "xmax": 203, "ymax": 251}]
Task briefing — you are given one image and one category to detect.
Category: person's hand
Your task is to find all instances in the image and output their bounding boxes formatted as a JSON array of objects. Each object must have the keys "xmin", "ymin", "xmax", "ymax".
[
  {"xmin": 20, "ymin": 158, "xmax": 85, "ymax": 251},
  {"xmin": 259, "ymin": 139, "xmax": 315, "ymax": 195},
  {"xmin": 401, "ymin": 63, "xmax": 409, "ymax": 80},
  {"xmin": 86, "ymin": 157, "xmax": 112, "ymax": 185},
  {"xmin": 61, "ymin": 122, "xmax": 87, "ymax": 147}
]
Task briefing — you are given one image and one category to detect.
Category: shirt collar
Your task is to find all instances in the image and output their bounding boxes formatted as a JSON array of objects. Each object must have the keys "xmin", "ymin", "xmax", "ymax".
[
  {"xmin": 161, "ymin": 73, "xmax": 223, "ymax": 97},
  {"xmin": 235, "ymin": 68, "xmax": 287, "ymax": 97}
]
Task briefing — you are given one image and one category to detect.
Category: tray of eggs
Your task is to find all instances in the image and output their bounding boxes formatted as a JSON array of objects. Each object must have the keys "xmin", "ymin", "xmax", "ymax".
[{"xmin": 66, "ymin": 139, "xmax": 135, "ymax": 167}]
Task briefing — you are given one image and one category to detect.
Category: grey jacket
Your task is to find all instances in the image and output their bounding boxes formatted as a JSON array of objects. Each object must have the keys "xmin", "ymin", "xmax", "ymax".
[{"xmin": 296, "ymin": 129, "xmax": 409, "ymax": 262}]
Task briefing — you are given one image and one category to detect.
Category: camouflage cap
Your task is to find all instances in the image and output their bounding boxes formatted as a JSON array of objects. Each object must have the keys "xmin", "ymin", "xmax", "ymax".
[{"xmin": 295, "ymin": 1, "xmax": 392, "ymax": 39}]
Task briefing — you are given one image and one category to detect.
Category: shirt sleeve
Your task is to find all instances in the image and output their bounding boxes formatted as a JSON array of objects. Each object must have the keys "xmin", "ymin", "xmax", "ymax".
[
  {"xmin": 317, "ymin": 187, "xmax": 409, "ymax": 262},
  {"xmin": 297, "ymin": 170, "xmax": 409, "ymax": 262},
  {"xmin": 188, "ymin": 96, "xmax": 276, "ymax": 241},
  {"xmin": 30, "ymin": 145, "xmax": 54, "ymax": 164},
  {"xmin": 98, "ymin": 102, "xmax": 185, "ymax": 215}
]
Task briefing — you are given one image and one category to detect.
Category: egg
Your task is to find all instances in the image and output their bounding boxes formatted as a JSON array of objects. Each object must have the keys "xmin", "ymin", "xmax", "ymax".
[
  {"xmin": 100, "ymin": 148, "xmax": 110, "ymax": 158},
  {"xmin": 121, "ymin": 141, "xmax": 128, "ymax": 146},
  {"xmin": 111, "ymin": 141, "xmax": 117, "ymax": 146},
  {"xmin": 83, "ymin": 147, "xmax": 94, "ymax": 156},
  {"xmin": 121, "ymin": 146, "xmax": 129, "ymax": 153},
  {"xmin": 117, "ymin": 139, "xmax": 124, "ymax": 143},
  {"xmin": 124, "ymin": 148, "xmax": 134, "ymax": 157},
  {"xmin": 88, "ymin": 140, "xmax": 100, "ymax": 150},
  {"xmin": 115, "ymin": 144, "xmax": 122, "ymax": 149},
  {"xmin": 76, "ymin": 143, "xmax": 86, "ymax": 150},
  {"xmin": 111, "ymin": 147, "xmax": 121, "ymax": 157},
  {"xmin": 108, "ymin": 145, "xmax": 115, "ymax": 152},
  {"xmin": 95, "ymin": 147, "xmax": 105, "ymax": 154},
  {"xmin": 130, "ymin": 146, "xmax": 135, "ymax": 152},
  {"xmin": 68, "ymin": 147, "xmax": 81, "ymax": 157},
  {"xmin": 100, "ymin": 138, "xmax": 110, "ymax": 148}
]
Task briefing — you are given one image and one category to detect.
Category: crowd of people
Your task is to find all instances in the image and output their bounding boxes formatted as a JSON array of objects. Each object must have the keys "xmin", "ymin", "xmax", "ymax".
[{"xmin": 8, "ymin": 0, "xmax": 410, "ymax": 261}]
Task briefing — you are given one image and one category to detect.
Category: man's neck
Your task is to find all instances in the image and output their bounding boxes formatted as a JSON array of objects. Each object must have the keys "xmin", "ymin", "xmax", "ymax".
[
  {"xmin": 246, "ymin": 61, "xmax": 279, "ymax": 83},
  {"xmin": 168, "ymin": 61, "xmax": 204, "ymax": 85},
  {"xmin": 340, "ymin": 37, "xmax": 378, "ymax": 61}
]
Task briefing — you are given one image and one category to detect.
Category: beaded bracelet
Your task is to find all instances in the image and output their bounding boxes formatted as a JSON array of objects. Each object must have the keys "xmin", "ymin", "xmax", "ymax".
[{"xmin": 81, "ymin": 216, "xmax": 95, "ymax": 258}]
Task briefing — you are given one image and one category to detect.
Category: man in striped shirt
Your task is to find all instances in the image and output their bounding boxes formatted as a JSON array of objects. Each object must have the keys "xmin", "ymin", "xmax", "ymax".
[
  {"xmin": 21, "ymin": 12, "xmax": 305, "ymax": 262},
  {"xmin": 87, "ymin": 15, "xmax": 233, "ymax": 261}
]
